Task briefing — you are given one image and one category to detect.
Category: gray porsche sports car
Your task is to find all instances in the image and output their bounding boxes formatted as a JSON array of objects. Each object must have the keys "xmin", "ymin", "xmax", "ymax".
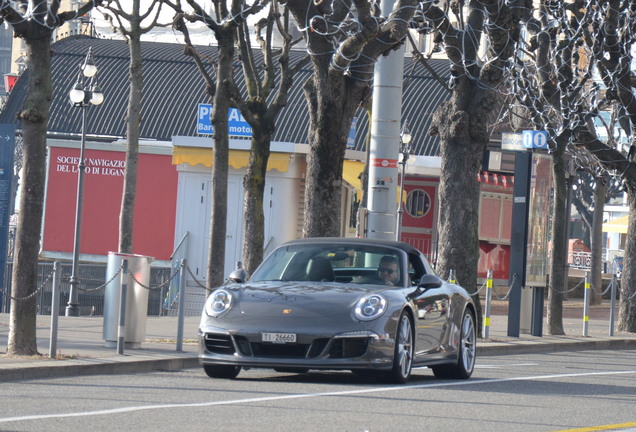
[{"xmin": 199, "ymin": 238, "xmax": 476, "ymax": 383}]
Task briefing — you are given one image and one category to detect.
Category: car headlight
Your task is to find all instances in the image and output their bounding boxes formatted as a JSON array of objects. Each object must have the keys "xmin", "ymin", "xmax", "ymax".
[
  {"xmin": 205, "ymin": 289, "xmax": 233, "ymax": 317},
  {"xmin": 354, "ymin": 294, "xmax": 387, "ymax": 321}
]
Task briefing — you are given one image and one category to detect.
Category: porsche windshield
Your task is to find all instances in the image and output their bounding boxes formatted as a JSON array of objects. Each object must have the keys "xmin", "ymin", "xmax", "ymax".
[{"xmin": 249, "ymin": 243, "xmax": 404, "ymax": 286}]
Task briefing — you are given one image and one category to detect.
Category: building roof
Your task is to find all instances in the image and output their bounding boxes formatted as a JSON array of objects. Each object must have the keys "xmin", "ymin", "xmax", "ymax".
[{"xmin": 0, "ymin": 36, "xmax": 451, "ymax": 156}]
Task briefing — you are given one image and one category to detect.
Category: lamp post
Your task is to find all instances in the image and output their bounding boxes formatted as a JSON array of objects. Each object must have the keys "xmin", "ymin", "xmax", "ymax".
[
  {"xmin": 396, "ymin": 122, "xmax": 412, "ymax": 241},
  {"xmin": 65, "ymin": 48, "xmax": 104, "ymax": 317}
]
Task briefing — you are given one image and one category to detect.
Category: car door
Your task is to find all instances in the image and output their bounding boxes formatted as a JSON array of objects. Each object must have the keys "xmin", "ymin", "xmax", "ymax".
[{"xmin": 408, "ymin": 253, "xmax": 450, "ymax": 358}]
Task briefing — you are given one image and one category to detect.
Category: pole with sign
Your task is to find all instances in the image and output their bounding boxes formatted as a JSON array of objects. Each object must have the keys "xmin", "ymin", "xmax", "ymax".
[{"xmin": 0, "ymin": 124, "xmax": 15, "ymax": 312}]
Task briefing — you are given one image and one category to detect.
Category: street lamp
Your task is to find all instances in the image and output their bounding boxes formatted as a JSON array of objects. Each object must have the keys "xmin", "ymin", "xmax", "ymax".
[
  {"xmin": 66, "ymin": 47, "xmax": 104, "ymax": 317},
  {"xmin": 396, "ymin": 122, "xmax": 412, "ymax": 241}
]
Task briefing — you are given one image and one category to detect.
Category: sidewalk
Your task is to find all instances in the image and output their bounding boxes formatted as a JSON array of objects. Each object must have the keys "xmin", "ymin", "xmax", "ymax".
[{"xmin": 1, "ymin": 300, "xmax": 635, "ymax": 382}]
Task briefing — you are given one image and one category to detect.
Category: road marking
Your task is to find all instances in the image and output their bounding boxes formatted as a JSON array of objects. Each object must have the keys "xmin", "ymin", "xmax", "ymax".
[
  {"xmin": 1, "ymin": 369, "xmax": 635, "ymax": 424},
  {"xmin": 552, "ymin": 422, "xmax": 636, "ymax": 432},
  {"xmin": 476, "ymin": 363, "xmax": 539, "ymax": 369}
]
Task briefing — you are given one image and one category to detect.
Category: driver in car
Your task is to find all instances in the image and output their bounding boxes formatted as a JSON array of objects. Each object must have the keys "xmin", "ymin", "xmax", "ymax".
[{"xmin": 377, "ymin": 255, "xmax": 399, "ymax": 285}]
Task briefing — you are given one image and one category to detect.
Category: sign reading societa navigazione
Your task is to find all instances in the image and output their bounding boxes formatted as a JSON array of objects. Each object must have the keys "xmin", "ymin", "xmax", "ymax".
[{"xmin": 197, "ymin": 104, "xmax": 252, "ymax": 137}]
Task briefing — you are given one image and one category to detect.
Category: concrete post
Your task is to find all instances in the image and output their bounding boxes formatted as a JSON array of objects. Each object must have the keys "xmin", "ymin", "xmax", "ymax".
[{"xmin": 366, "ymin": 0, "xmax": 405, "ymax": 240}]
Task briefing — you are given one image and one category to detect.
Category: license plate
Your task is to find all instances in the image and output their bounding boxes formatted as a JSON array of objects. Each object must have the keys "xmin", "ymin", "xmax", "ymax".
[{"xmin": 262, "ymin": 332, "xmax": 297, "ymax": 343}]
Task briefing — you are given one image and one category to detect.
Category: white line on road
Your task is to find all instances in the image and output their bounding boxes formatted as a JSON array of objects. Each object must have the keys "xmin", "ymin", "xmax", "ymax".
[
  {"xmin": 476, "ymin": 363, "xmax": 539, "ymax": 369},
  {"xmin": 2, "ymin": 369, "xmax": 635, "ymax": 424}
]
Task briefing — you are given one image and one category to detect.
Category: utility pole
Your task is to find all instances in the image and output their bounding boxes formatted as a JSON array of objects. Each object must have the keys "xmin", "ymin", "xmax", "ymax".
[{"xmin": 365, "ymin": 0, "xmax": 405, "ymax": 240}]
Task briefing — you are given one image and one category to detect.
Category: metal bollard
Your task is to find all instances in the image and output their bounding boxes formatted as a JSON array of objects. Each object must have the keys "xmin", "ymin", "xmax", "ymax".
[
  {"xmin": 449, "ymin": 269, "xmax": 456, "ymax": 284},
  {"xmin": 176, "ymin": 258, "xmax": 187, "ymax": 352},
  {"xmin": 483, "ymin": 269, "xmax": 493, "ymax": 339},
  {"xmin": 117, "ymin": 259, "xmax": 128, "ymax": 355},
  {"xmin": 583, "ymin": 272, "xmax": 590, "ymax": 337},
  {"xmin": 49, "ymin": 261, "xmax": 61, "ymax": 358},
  {"xmin": 609, "ymin": 273, "xmax": 617, "ymax": 337}
]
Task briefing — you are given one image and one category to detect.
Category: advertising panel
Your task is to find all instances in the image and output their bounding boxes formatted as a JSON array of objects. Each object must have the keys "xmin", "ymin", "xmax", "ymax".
[
  {"xmin": 43, "ymin": 146, "xmax": 178, "ymax": 260},
  {"xmin": 525, "ymin": 153, "xmax": 553, "ymax": 286}
]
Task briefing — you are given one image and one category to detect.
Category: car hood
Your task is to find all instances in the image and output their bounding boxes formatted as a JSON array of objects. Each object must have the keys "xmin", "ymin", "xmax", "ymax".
[{"xmin": 230, "ymin": 281, "xmax": 387, "ymax": 318}]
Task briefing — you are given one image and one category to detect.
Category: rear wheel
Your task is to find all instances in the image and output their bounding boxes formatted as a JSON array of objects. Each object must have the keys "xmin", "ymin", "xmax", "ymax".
[
  {"xmin": 203, "ymin": 364, "xmax": 241, "ymax": 379},
  {"xmin": 386, "ymin": 312, "xmax": 413, "ymax": 384},
  {"xmin": 432, "ymin": 310, "xmax": 476, "ymax": 379}
]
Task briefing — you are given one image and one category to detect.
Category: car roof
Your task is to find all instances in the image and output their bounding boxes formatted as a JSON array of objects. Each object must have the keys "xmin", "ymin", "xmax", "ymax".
[{"xmin": 282, "ymin": 237, "xmax": 423, "ymax": 256}]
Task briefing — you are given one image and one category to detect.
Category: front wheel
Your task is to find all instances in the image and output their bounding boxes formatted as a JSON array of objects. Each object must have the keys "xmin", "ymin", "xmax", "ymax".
[
  {"xmin": 203, "ymin": 364, "xmax": 241, "ymax": 379},
  {"xmin": 432, "ymin": 310, "xmax": 476, "ymax": 379},
  {"xmin": 386, "ymin": 312, "xmax": 413, "ymax": 384}
]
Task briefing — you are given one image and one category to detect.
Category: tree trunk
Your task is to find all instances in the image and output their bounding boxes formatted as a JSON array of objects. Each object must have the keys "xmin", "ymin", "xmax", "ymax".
[
  {"xmin": 7, "ymin": 37, "xmax": 52, "ymax": 355},
  {"xmin": 302, "ymin": 77, "xmax": 359, "ymax": 238},
  {"xmin": 590, "ymin": 178, "xmax": 606, "ymax": 306},
  {"xmin": 432, "ymin": 81, "xmax": 487, "ymax": 328},
  {"xmin": 206, "ymin": 32, "xmax": 233, "ymax": 290},
  {"xmin": 547, "ymin": 145, "xmax": 567, "ymax": 335},
  {"xmin": 241, "ymin": 126, "xmax": 272, "ymax": 276},
  {"xmin": 119, "ymin": 34, "xmax": 143, "ymax": 254},
  {"xmin": 617, "ymin": 189, "xmax": 636, "ymax": 332}
]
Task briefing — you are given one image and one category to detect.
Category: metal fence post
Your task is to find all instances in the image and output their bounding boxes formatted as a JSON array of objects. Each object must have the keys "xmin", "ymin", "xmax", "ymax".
[
  {"xmin": 483, "ymin": 269, "xmax": 493, "ymax": 339},
  {"xmin": 609, "ymin": 273, "xmax": 617, "ymax": 337},
  {"xmin": 49, "ymin": 261, "xmax": 61, "ymax": 358},
  {"xmin": 117, "ymin": 259, "xmax": 128, "ymax": 355},
  {"xmin": 583, "ymin": 271, "xmax": 590, "ymax": 337},
  {"xmin": 176, "ymin": 259, "xmax": 187, "ymax": 352}
]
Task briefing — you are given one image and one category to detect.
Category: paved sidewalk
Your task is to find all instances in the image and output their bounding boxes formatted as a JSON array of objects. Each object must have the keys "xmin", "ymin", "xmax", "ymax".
[{"xmin": 1, "ymin": 300, "xmax": 635, "ymax": 382}]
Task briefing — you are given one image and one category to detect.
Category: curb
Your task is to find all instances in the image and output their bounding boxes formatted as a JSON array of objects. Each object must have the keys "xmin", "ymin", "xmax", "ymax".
[
  {"xmin": 0, "ymin": 355, "xmax": 199, "ymax": 383},
  {"xmin": 477, "ymin": 337, "xmax": 636, "ymax": 357},
  {"xmin": 3, "ymin": 338, "xmax": 636, "ymax": 383}
]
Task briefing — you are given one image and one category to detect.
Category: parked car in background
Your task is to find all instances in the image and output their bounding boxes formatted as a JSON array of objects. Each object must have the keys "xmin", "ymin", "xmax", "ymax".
[{"xmin": 199, "ymin": 238, "xmax": 476, "ymax": 383}]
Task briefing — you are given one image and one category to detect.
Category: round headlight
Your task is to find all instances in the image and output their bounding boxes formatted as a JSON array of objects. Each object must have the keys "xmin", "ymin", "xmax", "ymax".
[
  {"xmin": 205, "ymin": 289, "xmax": 233, "ymax": 317},
  {"xmin": 354, "ymin": 294, "xmax": 387, "ymax": 321}
]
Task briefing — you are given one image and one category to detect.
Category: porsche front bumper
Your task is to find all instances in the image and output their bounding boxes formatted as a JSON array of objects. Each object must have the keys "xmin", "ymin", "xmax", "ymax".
[{"xmin": 198, "ymin": 325, "xmax": 396, "ymax": 370}]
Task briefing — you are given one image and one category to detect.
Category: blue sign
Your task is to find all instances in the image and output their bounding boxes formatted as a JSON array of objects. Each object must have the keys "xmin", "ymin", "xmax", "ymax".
[
  {"xmin": 0, "ymin": 123, "xmax": 14, "ymax": 309},
  {"xmin": 347, "ymin": 117, "xmax": 357, "ymax": 148},
  {"xmin": 522, "ymin": 130, "xmax": 549, "ymax": 150},
  {"xmin": 197, "ymin": 104, "xmax": 252, "ymax": 137}
]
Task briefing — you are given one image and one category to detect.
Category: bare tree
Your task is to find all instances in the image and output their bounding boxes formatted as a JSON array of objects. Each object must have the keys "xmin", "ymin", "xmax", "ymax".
[
  {"xmin": 1, "ymin": 0, "xmax": 105, "ymax": 356},
  {"xmin": 509, "ymin": 1, "xmax": 636, "ymax": 332},
  {"xmin": 174, "ymin": 0, "xmax": 269, "ymax": 288},
  {"xmin": 231, "ymin": 5, "xmax": 308, "ymax": 276},
  {"xmin": 398, "ymin": 1, "xmax": 524, "ymax": 323},
  {"xmin": 281, "ymin": 0, "xmax": 427, "ymax": 238},
  {"xmin": 99, "ymin": 0, "xmax": 173, "ymax": 254}
]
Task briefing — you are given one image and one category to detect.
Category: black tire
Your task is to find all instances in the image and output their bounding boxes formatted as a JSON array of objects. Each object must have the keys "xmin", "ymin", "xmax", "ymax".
[
  {"xmin": 386, "ymin": 312, "xmax": 413, "ymax": 384},
  {"xmin": 203, "ymin": 364, "xmax": 241, "ymax": 379},
  {"xmin": 432, "ymin": 310, "xmax": 476, "ymax": 379}
]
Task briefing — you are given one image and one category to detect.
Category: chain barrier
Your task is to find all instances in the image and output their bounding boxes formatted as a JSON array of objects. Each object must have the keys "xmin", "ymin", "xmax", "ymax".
[
  {"xmin": 492, "ymin": 273, "xmax": 516, "ymax": 301},
  {"xmin": 2, "ymin": 267, "xmax": 55, "ymax": 303},
  {"xmin": 472, "ymin": 278, "xmax": 488, "ymax": 296},
  {"xmin": 68, "ymin": 261, "xmax": 126, "ymax": 294},
  {"xmin": 185, "ymin": 264, "xmax": 208, "ymax": 290},
  {"xmin": 622, "ymin": 278, "xmax": 636, "ymax": 301},
  {"xmin": 127, "ymin": 260, "xmax": 185, "ymax": 291},
  {"xmin": 591, "ymin": 280, "xmax": 613, "ymax": 297},
  {"xmin": 548, "ymin": 276, "xmax": 584, "ymax": 295},
  {"xmin": 449, "ymin": 269, "xmax": 514, "ymax": 299}
]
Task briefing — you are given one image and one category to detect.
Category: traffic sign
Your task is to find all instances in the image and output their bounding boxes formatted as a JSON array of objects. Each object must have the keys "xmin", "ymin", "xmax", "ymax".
[{"xmin": 521, "ymin": 130, "xmax": 549, "ymax": 150}]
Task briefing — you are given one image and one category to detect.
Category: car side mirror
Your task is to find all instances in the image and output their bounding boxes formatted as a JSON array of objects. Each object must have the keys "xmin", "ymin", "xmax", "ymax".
[
  {"xmin": 407, "ymin": 274, "xmax": 444, "ymax": 300},
  {"xmin": 228, "ymin": 269, "xmax": 247, "ymax": 283},
  {"xmin": 418, "ymin": 274, "xmax": 443, "ymax": 289}
]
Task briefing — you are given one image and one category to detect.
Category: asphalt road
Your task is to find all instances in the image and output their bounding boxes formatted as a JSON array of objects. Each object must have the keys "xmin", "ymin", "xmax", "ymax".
[{"xmin": 1, "ymin": 349, "xmax": 635, "ymax": 432}]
